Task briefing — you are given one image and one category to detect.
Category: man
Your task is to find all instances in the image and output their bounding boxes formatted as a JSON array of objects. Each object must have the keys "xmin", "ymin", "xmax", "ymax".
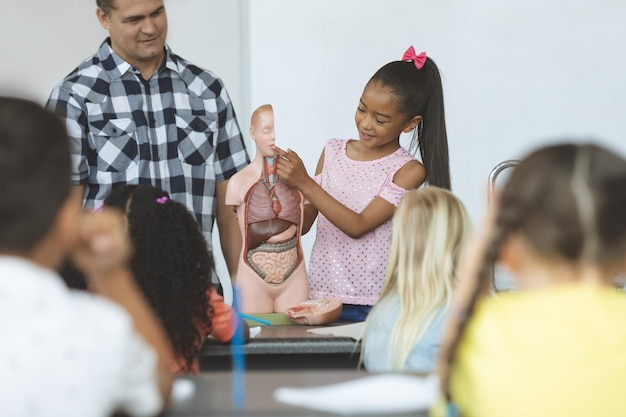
[
  {"xmin": 0, "ymin": 96, "xmax": 173, "ymax": 417},
  {"xmin": 47, "ymin": 0, "xmax": 249, "ymax": 281}
]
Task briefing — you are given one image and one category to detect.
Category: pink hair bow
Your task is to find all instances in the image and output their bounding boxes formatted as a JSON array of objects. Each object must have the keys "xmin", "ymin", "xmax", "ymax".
[{"xmin": 402, "ymin": 46, "xmax": 427, "ymax": 70}]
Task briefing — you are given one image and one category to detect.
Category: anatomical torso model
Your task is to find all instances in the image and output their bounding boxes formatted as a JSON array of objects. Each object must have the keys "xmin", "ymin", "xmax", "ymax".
[{"xmin": 225, "ymin": 104, "xmax": 309, "ymax": 313}]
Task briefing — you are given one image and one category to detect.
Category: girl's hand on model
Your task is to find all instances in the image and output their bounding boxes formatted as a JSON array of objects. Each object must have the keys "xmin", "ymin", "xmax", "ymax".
[{"xmin": 274, "ymin": 146, "xmax": 311, "ymax": 189}]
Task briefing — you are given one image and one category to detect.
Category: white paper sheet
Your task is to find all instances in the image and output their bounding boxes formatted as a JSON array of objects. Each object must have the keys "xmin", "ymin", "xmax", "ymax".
[
  {"xmin": 249, "ymin": 326, "xmax": 262, "ymax": 338},
  {"xmin": 274, "ymin": 373, "xmax": 439, "ymax": 415}
]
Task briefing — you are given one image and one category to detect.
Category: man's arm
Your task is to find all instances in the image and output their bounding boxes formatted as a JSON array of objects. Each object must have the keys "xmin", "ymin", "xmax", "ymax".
[
  {"xmin": 216, "ymin": 179, "xmax": 242, "ymax": 280},
  {"xmin": 47, "ymin": 86, "xmax": 91, "ymax": 192}
]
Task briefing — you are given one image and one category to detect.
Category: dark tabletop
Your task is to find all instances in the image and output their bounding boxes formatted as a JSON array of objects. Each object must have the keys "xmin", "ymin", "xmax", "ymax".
[
  {"xmin": 199, "ymin": 324, "xmax": 362, "ymax": 371},
  {"xmin": 166, "ymin": 369, "xmax": 430, "ymax": 417}
]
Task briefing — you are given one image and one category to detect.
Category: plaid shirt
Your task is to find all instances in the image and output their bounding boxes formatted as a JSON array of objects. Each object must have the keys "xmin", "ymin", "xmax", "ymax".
[{"xmin": 47, "ymin": 38, "xmax": 249, "ymax": 247}]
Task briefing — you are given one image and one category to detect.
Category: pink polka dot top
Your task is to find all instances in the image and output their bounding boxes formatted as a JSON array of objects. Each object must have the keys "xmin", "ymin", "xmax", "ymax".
[{"xmin": 309, "ymin": 139, "xmax": 416, "ymax": 305}]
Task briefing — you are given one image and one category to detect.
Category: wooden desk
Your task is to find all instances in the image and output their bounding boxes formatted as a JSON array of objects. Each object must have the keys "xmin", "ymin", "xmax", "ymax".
[
  {"xmin": 199, "ymin": 324, "xmax": 362, "ymax": 371},
  {"xmin": 166, "ymin": 369, "xmax": 430, "ymax": 417}
]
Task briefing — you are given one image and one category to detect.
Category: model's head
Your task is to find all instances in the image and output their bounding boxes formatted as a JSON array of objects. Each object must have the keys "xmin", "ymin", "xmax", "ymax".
[
  {"xmin": 250, "ymin": 104, "xmax": 275, "ymax": 158},
  {"xmin": 104, "ymin": 184, "xmax": 213, "ymax": 372},
  {"xmin": 365, "ymin": 52, "xmax": 450, "ymax": 189},
  {"xmin": 96, "ymin": 0, "xmax": 168, "ymax": 73},
  {"xmin": 0, "ymin": 96, "xmax": 74, "ymax": 253}
]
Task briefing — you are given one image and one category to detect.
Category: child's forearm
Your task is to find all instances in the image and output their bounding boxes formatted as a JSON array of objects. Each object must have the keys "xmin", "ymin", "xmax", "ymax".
[
  {"xmin": 298, "ymin": 178, "xmax": 390, "ymax": 239},
  {"xmin": 301, "ymin": 203, "xmax": 318, "ymax": 234},
  {"xmin": 275, "ymin": 146, "xmax": 391, "ymax": 238}
]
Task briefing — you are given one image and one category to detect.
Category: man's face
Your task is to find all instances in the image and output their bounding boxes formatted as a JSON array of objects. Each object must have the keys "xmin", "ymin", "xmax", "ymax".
[{"xmin": 97, "ymin": 0, "xmax": 168, "ymax": 72}]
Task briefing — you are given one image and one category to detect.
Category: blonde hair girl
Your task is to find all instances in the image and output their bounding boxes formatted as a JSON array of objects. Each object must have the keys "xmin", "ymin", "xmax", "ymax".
[{"xmin": 361, "ymin": 187, "xmax": 471, "ymax": 372}]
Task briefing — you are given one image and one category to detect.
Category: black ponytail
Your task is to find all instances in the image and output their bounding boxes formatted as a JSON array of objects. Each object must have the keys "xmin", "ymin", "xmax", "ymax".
[{"xmin": 369, "ymin": 57, "xmax": 451, "ymax": 190}]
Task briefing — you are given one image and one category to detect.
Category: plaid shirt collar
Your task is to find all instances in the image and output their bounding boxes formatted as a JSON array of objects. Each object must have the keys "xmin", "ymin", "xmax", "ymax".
[{"xmin": 96, "ymin": 37, "xmax": 180, "ymax": 80}]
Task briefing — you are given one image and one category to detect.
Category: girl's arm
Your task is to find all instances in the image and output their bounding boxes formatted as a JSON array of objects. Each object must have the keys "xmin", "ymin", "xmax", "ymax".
[
  {"xmin": 275, "ymin": 147, "xmax": 425, "ymax": 239},
  {"xmin": 300, "ymin": 150, "xmax": 324, "ymax": 235},
  {"xmin": 216, "ymin": 179, "xmax": 243, "ymax": 279}
]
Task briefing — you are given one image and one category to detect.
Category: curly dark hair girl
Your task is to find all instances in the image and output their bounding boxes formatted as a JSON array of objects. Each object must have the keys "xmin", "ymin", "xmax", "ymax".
[{"xmin": 104, "ymin": 184, "xmax": 214, "ymax": 373}]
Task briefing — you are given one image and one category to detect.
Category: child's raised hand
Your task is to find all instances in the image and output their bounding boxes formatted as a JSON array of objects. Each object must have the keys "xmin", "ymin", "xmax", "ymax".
[
  {"xmin": 71, "ymin": 208, "xmax": 133, "ymax": 282},
  {"xmin": 274, "ymin": 146, "xmax": 312, "ymax": 189}
]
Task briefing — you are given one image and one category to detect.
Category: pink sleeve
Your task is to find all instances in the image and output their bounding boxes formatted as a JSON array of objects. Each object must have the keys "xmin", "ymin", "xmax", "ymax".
[{"xmin": 378, "ymin": 174, "xmax": 410, "ymax": 207}]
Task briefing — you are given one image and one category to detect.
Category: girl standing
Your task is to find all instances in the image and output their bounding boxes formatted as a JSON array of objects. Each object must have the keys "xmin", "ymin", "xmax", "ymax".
[{"xmin": 275, "ymin": 46, "xmax": 451, "ymax": 321}]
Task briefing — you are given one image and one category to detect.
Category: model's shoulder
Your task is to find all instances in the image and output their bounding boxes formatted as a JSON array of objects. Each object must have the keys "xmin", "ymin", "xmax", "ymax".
[{"xmin": 225, "ymin": 164, "xmax": 260, "ymax": 205}]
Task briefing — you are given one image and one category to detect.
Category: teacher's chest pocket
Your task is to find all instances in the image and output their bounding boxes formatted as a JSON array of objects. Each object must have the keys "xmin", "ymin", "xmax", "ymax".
[
  {"xmin": 175, "ymin": 114, "xmax": 217, "ymax": 166},
  {"xmin": 89, "ymin": 118, "xmax": 138, "ymax": 172}
]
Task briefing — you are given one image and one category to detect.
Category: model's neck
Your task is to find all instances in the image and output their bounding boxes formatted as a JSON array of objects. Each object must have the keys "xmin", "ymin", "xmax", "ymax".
[{"xmin": 263, "ymin": 156, "xmax": 278, "ymax": 184}]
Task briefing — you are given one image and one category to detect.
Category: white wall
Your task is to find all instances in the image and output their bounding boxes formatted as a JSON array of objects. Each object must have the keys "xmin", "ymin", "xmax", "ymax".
[
  {"xmin": 1, "ymin": 0, "xmax": 244, "ymax": 109},
  {"xmin": 245, "ymin": 0, "xmax": 626, "ymax": 289}
]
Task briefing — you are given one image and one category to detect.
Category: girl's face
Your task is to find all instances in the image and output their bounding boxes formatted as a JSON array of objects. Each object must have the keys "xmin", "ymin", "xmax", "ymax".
[{"xmin": 354, "ymin": 81, "xmax": 420, "ymax": 151}]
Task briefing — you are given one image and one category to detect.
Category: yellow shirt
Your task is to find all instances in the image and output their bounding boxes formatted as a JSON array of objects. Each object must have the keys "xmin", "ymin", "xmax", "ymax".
[{"xmin": 450, "ymin": 284, "xmax": 626, "ymax": 417}]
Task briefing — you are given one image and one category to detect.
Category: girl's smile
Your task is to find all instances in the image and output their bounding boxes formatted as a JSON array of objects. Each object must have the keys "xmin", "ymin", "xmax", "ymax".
[{"xmin": 354, "ymin": 81, "xmax": 420, "ymax": 156}]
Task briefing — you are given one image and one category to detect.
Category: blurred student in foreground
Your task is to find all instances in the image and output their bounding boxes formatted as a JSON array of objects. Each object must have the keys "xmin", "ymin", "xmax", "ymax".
[
  {"xmin": 438, "ymin": 143, "xmax": 626, "ymax": 417},
  {"xmin": 0, "ymin": 96, "xmax": 173, "ymax": 417}
]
